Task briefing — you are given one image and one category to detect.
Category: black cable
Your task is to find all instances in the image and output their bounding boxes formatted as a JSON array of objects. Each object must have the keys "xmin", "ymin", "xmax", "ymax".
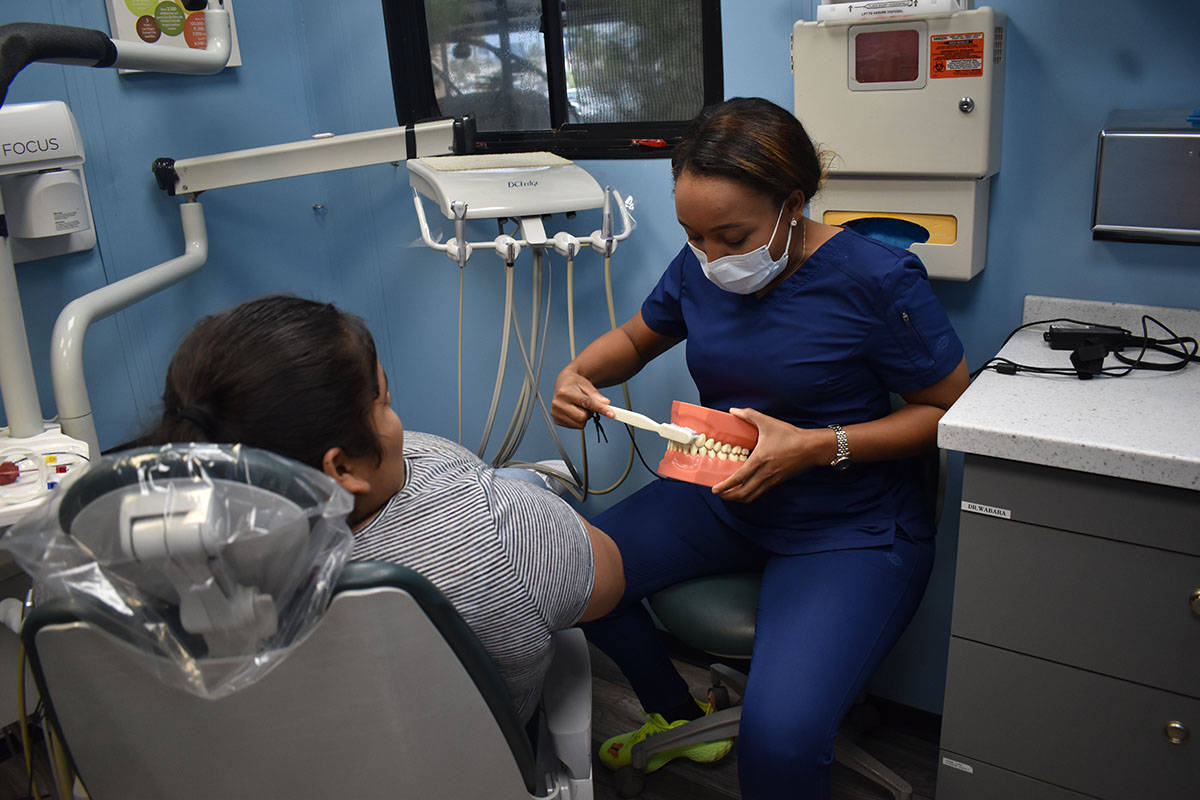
[
  {"xmin": 590, "ymin": 415, "xmax": 692, "ymax": 485},
  {"xmin": 971, "ymin": 314, "xmax": 1197, "ymax": 380},
  {"xmin": 588, "ymin": 411, "xmax": 608, "ymax": 444},
  {"xmin": 626, "ymin": 424, "xmax": 667, "ymax": 479},
  {"xmin": 1111, "ymin": 315, "xmax": 1198, "ymax": 370},
  {"xmin": 969, "ymin": 317, "xmax": 1129, "ymax": 379}
]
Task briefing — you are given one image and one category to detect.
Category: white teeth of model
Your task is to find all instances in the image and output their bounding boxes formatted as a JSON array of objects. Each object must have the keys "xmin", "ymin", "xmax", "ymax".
[
  {"xmin": 718, "ymin": 451, "xmax": 728, "ymax": 460},
  {"xmin": 720, "ymin": 443, "xmax": 731, "ymax": 453},
  {"xmin": 737, "ymin": 454, "xmax": 747, "ymax": 461}
]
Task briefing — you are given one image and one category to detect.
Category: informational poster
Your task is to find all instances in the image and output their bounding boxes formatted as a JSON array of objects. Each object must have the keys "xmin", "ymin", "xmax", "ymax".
[{"xmin": 104, "ymin": 0, "xmax": 243, "ymax": 72}]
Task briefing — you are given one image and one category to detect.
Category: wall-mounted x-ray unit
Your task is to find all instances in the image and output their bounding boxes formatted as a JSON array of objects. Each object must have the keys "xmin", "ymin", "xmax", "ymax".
[{"xmin": 793, "ymin": 4, "xmax": 1006, "ymax": 280}]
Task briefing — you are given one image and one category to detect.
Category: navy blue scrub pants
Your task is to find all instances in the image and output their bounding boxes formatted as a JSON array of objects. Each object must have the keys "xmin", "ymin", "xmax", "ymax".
[{"xmin": 582, "ymin": 479, "xmax": 935, "ymax": 800}]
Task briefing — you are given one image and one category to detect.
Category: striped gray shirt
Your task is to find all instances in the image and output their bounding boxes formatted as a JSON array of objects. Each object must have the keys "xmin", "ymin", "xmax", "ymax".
[{"xmin": 352, "ymin": 432, "xmax": 594, "ymax": 722}]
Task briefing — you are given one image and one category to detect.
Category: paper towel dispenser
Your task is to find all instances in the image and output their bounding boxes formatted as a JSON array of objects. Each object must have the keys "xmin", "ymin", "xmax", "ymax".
[{"xmin": 1092, "ymin": 110, "xmax": 1200, "ymax": 245}]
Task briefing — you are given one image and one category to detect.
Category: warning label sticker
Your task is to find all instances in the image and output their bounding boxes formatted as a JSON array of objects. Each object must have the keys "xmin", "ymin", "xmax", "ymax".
[{"xmin": 930, "ymin": 31, "xmax": 985, "ymax": 78}]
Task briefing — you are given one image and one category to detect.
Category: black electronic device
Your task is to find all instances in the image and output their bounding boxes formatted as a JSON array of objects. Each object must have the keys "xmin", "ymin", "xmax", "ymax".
[{"xmin": 1043, "ymin": 324, "xmax": 1130, "ymax": 351}]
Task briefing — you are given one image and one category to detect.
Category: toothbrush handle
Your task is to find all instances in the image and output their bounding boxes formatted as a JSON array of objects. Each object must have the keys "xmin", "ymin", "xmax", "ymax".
[{"xmin": 604, "ymin": 406, "xmax": 660, "ymax": 433}]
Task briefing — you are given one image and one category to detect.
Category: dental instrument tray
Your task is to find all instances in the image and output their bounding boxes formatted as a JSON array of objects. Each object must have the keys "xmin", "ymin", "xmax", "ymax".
[{"xmin": 407, "ymin": 152, "xmax": 605, "ymax": 220}]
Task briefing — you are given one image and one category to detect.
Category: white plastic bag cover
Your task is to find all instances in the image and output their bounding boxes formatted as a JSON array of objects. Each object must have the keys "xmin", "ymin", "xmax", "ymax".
[{"xmin": 1, "ymin": 443, "xmax": 354, "ymax": 699}]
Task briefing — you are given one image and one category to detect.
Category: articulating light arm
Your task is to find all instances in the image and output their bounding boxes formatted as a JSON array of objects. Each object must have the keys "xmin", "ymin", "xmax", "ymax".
[{"xmin": 51, "ymin": 202, "xmax": 209, "ymax": 456}]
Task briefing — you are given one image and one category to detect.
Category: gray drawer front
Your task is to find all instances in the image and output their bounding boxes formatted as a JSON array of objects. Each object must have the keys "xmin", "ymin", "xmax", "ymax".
[
  {"xmin": 937, "ymin": 751, "xmax": 1093, "ymax": 800},
  {"xmin": 961, "ymin": 455, "xmax": 1200, "ymax": 556},
  {"xmin": 953, "ymin": 513, "xmax": 1200, "ymax": 698},
  {"xmin": 941, "ymin": 638, "xmax": 1200, "ymax": 800}
]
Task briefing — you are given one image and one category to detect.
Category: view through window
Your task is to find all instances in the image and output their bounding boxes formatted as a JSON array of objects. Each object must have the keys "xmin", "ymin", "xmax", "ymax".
[{"xmin": 382, "ymin": 0, "xmax": 723, "ymax": 158}]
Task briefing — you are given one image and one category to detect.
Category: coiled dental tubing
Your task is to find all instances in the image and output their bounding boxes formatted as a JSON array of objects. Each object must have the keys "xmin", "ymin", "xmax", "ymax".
[
  {"xmin": 567, "ymin": 211, "xmax": 636, "ymax": 498},
  {"xmin": 411, "ymin": 175, "xmax": 637, "ymax": 498}
]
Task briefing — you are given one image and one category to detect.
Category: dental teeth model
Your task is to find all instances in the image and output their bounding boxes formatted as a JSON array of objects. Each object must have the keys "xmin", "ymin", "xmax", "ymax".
[
  {"xmin": 656, "ymin": 401, "xmax": 760, "ymax": 488},
  {"xmin": 600, "ymin": 402, "xmax": 759, "ymax": 487},
  {"xmin": 665, "ymin": 437, "xmax": 750, "ymax": 461}
]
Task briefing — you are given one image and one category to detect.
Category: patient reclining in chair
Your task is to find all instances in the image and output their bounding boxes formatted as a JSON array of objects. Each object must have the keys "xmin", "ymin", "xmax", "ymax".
[{"xmin": 126, "ymin": 294, "xmax": 624, "ymax": 722}]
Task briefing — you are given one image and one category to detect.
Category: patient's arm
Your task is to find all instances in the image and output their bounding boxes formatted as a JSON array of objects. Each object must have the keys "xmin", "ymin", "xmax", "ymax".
[{"xmin": 577, "ymin": 518, "xmax": 624, "ymax": 622}]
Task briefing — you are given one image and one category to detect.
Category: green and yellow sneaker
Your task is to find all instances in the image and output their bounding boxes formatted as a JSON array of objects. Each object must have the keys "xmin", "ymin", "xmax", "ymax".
[{"xmin": 598, "ymin": 699, "xmax": 733, "ymax": 773}]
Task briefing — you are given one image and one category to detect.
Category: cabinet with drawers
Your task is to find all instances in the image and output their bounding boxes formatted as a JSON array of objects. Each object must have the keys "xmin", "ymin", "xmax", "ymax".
[
  {"xmin": 935, "ymin": 297, "xmax": 1200, "ymax": 798},
  {"xmin": 937, "ymin": 455, "xmax": 1200, "ymax": 798}
]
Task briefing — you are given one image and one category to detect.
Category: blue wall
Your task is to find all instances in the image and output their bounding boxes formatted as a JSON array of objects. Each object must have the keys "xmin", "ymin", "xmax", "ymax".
[{"xmin": 3, "ymin": 1, "xmax": 1198, "ymax": 713}]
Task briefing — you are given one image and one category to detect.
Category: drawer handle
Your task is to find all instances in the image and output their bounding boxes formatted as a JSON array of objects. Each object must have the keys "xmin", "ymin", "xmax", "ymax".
[
  {"xmin": 1191, "ymin": 589, "xmax": 1200, "ymax": 617},
  {"xmin": 1165, "ymin": 721, "xmax": 1189, "ymax": 745}
]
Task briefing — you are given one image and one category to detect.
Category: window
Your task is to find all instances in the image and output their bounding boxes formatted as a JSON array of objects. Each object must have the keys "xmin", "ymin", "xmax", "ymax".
[{"xmin": 381, "ymin": 0, "xmax": 724, "ymax": 159}]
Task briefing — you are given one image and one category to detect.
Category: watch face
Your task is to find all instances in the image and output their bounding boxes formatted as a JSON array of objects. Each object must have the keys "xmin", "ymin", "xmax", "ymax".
[{"xmin": 831, "ymin": 456, "xmax": 851, "ymax": 472}]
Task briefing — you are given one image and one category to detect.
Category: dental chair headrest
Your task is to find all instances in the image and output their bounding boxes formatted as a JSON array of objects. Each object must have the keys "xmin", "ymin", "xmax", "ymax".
[{"xmin": 3, "ymin": 443, "xmax": 354, "ymax": 698}]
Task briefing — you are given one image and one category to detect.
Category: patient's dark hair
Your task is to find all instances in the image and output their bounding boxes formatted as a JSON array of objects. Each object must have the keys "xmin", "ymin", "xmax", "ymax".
[{"xmin": 139, "ymin": 295, "xmax": 382, "ymax": 469}]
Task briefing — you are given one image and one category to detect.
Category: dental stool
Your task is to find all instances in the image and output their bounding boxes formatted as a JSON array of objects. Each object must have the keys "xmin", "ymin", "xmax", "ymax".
[
  {"xmin": 12, "ymin": 444, "xmax": 593, "ymax": 800},
  {"xmin": 621, "ymin": 448, "xmax": 947, "ymax": 799}
]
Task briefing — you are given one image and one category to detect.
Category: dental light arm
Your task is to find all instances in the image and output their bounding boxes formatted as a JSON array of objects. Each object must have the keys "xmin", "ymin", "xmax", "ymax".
[
  {"xmin": 50, "ymin": 115, "xmax": 471, "ymax": 457},
  {"xmin": 52, "ymin": 202, "xmax": 208, "ymax": 457},
  {"xmin": 153, "ymin": 117, "xmax": 474, "ymax": 196},
  {"xmin": 0, "ymin": 2, "xmax": 232, "ymax": 107}
]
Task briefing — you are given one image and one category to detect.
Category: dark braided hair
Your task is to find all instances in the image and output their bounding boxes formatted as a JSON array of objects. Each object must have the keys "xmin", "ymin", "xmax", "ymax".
[{"xmin": 139, "ymin": 295, "xmax": 382, "ymax": 469}]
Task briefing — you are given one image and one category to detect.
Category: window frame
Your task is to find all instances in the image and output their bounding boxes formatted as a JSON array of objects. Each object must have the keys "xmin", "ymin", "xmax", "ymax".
[{"xmin": 380, "ymin": 0, "xmax": 724, "ymax": 159}]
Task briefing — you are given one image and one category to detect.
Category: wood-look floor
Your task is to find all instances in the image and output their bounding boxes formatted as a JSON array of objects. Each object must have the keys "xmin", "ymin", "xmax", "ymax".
[{"xmin": 589, "ymin": 644, "xmax": 939, "ymax": 800}]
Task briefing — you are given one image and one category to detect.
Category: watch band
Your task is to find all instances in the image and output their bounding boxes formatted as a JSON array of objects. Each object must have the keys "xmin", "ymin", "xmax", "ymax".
[{"xmin": 828, "ymin": 424, "xmax": 850, "ymax": 470}]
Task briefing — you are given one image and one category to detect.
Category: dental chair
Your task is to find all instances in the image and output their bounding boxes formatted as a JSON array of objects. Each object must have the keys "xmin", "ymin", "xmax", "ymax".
[
  {"xmin": 12, "ymin": 444, "xmax": 592, "ymax": 800},
  {"xmin": 620, "ymin": 446, "xmax": 947, "ymax": 799}
]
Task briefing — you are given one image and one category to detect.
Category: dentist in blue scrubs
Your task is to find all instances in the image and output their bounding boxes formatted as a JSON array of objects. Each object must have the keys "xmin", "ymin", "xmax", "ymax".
[{"xmin": 552, "ymin": 97, "xmax": 969, "ymax": 799}]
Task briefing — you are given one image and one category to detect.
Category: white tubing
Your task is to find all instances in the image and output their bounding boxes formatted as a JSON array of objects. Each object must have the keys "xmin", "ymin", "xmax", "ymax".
[
  {"xmin": 504, "ymin": 283, "xmax": 582, "ymax": 490},
  {"xmin": 0, "ymin": 190, "xmax": 43, "ymax": 438},
  {"xmin": 477, "ymin": 263, "xmax": 515, "ymax": 458},
  {"xmin": 457, "ymin": 264, "xmax": 463, "ymax": 444},
  {"xmin": 591, "ymin": 251, "xmax": 635, "ymax": 495},
  {"xmin": 52, "ymin": 201, "xmax": 208, "ymax": 456},
  {"xmin": 497, "ymin": 248, "xmax": 553, "ymax": 466},
  {"xmin": 110, "ymin": 7, "xmax": 232, "ymax": 74},
  {"xmin": 495, "ymin": 247, "xmax": 544, "ymax": 465}
]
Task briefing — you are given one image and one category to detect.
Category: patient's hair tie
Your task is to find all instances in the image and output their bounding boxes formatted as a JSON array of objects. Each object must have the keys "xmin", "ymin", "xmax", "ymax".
[{"xmin": 175, "ymin": 404, "xmax": 219, "ymax": 441}]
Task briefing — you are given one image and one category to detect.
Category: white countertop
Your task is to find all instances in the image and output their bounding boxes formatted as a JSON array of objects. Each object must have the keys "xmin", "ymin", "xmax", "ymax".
[{"xmin": 938, "ymin": 295, "xmax": 1200, "ymax": 490}]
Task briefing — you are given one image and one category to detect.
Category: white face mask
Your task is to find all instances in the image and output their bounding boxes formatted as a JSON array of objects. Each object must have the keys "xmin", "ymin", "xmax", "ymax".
[{"xmin": 689, "ymin": 202, "xmax": 794, "ymax": 294}]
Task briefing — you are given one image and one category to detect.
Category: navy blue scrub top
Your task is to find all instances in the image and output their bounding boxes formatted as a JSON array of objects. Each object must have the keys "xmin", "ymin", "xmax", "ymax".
[{"xmin": 640, "ymin": 228, "xmax": 964, "ymax": 554}]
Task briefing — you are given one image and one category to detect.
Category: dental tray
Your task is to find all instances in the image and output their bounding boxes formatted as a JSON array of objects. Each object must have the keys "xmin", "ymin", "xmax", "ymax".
[{"xmin": 657, "ymin": 401, "xmax": 758, "ymax": 488}]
